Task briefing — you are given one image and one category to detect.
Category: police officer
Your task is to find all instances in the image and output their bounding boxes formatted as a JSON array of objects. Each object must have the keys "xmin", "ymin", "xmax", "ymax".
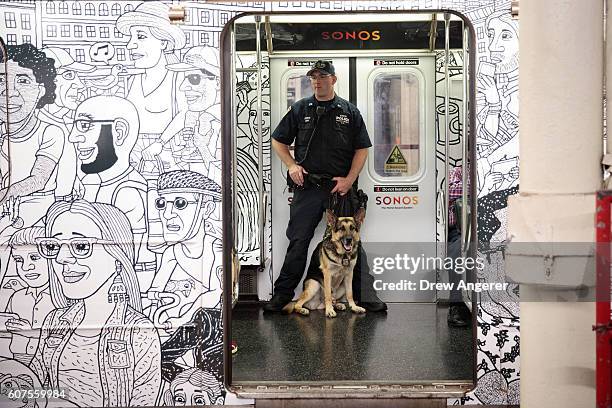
[{"xmin": 264, "ymin": 60, "xmax": 386, "ymax": 313}]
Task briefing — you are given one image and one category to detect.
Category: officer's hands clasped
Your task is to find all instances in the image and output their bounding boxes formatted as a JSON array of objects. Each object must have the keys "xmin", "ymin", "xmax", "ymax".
[{"xmin": 331, "ymin": 176, "xmax": 353, "ymax": 196}]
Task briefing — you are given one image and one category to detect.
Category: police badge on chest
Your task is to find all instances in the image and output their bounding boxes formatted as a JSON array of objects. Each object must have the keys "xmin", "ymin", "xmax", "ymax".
[{"xmin": 336, "ymin": 114, "xmax": 349, "ymax": 125}]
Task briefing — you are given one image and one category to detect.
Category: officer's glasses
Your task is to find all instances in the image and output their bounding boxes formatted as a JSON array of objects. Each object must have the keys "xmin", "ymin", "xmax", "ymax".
[
  {"xmin": 309, "ymin": 74, "xmax": 331, "ymax": 81},
  {"xmin": 35, "ymin": 237, "xmax": 114, "ymax": 259},
  {"xmin": 155, "ymin": 197, "xmax": 198, "ymax": 211}
]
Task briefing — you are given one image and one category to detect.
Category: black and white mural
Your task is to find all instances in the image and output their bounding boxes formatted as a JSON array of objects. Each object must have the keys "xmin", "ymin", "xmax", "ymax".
[{"xmin": 0, "ymin": 0, "xmax": 518, "ymax": 406}]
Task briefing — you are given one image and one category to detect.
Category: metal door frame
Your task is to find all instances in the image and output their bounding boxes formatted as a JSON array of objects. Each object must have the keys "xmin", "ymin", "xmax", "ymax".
[{"xmin": 220, "ymin": 9, "xmax": 479, "ymax": 398}]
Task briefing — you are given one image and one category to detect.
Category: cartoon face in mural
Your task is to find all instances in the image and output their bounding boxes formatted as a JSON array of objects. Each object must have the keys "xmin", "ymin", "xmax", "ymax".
[
  {"xmin": 43, "ymin": 200, "xmax": 142, "ymax": 307},
  {"xmin": 69, "ymin": 96, "xmax": 139, "ymax": 174},
  {"xmin": 157, "ymin": 192, "xmax": 205, "ymax": 242},
  {"xmin": 56, "ymin": 70, "xmax": 84, "ymax": 111},
  {"xmin": 156, "ymin": 170, "xmax": 221, "ymax": 244},
  {"xmin": 116, "ymin": 2, "xmax": 187, "ymax": 70},
  {"xmin": 249, "ymin": 98, "xmax": 271, "ymax": 139},
  {"xmin": 126, "ymin": 26, "xmax": 166, "ymax": 69},
  {"xmin": 0, "ymin": 358, "xmax": 46, "ymax": 408},
  {"xmin": 42, "ymin": 47, "xmax": 94, "ymax": 111},
  {"xmin": 0, "ymin": 44, "xmax": 56, "ymax": 126},
  {"xmin": 180, "ymin": 70, "xmax": 218, "ymax": 111},
  {"xmin": 41, "ymin": 210, "xmax": 117, "ymax": 300},
  {"xmin": 486, "ymin": 11, "xmax": 519, "ymax": 74},
  {"xmin": 1, "ymin": 63, "xmax": 44, "ymax": 125},
  {"xmin": 169, "ymin": 46, "xmax": 220, "ymax": 112},
  {"xmin": 10, "ymin": 228, "xmax": 49, "ymax": 289},
  {"xmin": 164, "ymin": 368, "xmax": 225, "ymax": 406}
]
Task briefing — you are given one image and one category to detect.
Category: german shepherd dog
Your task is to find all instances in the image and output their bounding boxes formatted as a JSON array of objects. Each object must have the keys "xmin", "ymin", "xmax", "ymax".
[{"xmin": 284, "ymin": 207, "xmax": 366, "ymax": 318}]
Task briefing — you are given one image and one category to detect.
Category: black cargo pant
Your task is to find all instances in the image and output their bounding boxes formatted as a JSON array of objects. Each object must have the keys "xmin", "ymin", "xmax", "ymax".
[
  {"xmin": 447, "ymin": 224, "xmax": 464, "ymax": 302},
  {"xmin": 273, "ymin": 187, "xmax": 378, "ymax": 302}
]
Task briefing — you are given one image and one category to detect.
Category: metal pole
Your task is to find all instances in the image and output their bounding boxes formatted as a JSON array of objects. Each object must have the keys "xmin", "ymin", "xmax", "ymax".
[
  {"xmin": 461, "ymin": 23, "xmax": 469, "ymax": 255},
  {"xmin": 255, "ymin": 15, "xmax": 266, "ymax": 267},
  {"xmin": 428, "ymin": 13, "xmax": 437, "ymax": 52},
  {"xmin": 231, "ymin": 22, "xmax": 238, "ymax": 252},
  {"xmin": 444, "ymin": 13, "xmax": 450, "ymax": 253}
]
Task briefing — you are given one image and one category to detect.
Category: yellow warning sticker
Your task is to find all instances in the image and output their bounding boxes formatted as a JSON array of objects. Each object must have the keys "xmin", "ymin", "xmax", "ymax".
[{"xmin": 384, "ymin": 145, "xmax": 408, "ymax": 173}]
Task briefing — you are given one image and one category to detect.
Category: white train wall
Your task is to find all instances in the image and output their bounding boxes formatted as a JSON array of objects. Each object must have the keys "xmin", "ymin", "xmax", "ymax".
[{"xmin": 0, "ymin": 0, "xmax": 517, "ymax": 406}]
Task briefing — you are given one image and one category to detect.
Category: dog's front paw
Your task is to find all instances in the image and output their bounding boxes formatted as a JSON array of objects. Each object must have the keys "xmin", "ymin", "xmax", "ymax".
[
  {"xmin": 295, "ymin": 306, "xmax": 310, "ymax": 316},
  {"xmin": 334, "ymin": 303, "xmax": 346, "ymax": 311},
  {"xmin": 350, "ymin": 305, "xmax": 366, "ymax": 314},
  {"xmin": 325, "ymin": 307, "xmax": 337, "ymax": 318}
]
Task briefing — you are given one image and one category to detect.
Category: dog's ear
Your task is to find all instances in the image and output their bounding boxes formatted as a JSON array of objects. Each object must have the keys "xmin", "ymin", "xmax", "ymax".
[
  {"xmin": 354, "ymin": 207, "xmax": 366, "ymax": 229},
  {"xmin": 326, "ymin": 209, "xmax": 337, "ymax": 226}
]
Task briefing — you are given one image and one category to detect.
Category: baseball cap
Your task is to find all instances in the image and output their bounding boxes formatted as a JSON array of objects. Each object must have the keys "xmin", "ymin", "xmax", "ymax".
[
  {"xmin": 306, "ymin": 60, "xmax": 335, "ymax": 76},
  {"xmin": 42, "ymin": 47, "xmax": 95, "ymax": 73},
  {"xmin": 167, "ymin": 46, "xmax": 219, "ymax": 77}
]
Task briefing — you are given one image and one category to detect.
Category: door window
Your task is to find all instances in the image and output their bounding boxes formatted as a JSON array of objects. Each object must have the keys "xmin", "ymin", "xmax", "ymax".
[
  {"xmin": 372, "ymin": 72, "xmax": 421, "ymax": 178},
  {"xmin": 286, "ymin": 73, "xmax": 311, "ymax": 108}
]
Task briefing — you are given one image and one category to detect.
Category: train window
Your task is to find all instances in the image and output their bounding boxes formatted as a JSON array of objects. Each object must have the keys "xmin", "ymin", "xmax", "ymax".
[
  {"xmin": 372, "ymin": 71, "xmax": 421, "ymax": 178},
  {"xmin": 286, "ymin": 73, "xmax": 311, "ymax": 108}
]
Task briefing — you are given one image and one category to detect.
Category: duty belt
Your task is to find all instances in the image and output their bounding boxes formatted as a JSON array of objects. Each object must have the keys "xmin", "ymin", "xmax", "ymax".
[{"xmin": 306, "ymin": 173, "xmax": 335, "ymax": 191}]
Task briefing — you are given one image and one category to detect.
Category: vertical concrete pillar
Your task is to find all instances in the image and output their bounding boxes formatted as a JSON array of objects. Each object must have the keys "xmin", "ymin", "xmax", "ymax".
[
  {"xmin": 520, "ymin": 0, "xmax": 603, "ymax": 194},
  {"xmin": 507, "ymin": 0, "xmax": 603, "ymax": 406}
]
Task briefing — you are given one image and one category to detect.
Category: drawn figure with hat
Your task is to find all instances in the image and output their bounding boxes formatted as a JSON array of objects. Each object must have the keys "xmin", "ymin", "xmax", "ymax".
[
  {"xmin": 148, "ymin": 170, "xmax": 222, "ymax": 332},
  {"xmin": 39, "ymin": 47, "xmax": 96, "ymax": 202},
  {"xmin": 142, "ymin": 46, "xmax": 221, "ymax": 181},
  {"xmin": 115, "ymin": 1, "xmax": 187, "ymax": 175}
]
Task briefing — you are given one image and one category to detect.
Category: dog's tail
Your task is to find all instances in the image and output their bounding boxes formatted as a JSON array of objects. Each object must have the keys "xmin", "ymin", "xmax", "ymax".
[{"xmin": 282, "ymin": 302, "xmax": 296, "ymax": 314}]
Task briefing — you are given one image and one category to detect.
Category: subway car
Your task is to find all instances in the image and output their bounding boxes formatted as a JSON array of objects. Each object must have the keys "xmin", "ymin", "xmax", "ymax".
[{"xmin": 0, "ymin": 1, "xmax": 528, "ymax": 407}]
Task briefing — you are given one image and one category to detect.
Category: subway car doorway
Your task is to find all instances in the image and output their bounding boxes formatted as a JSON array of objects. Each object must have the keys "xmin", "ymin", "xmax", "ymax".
[{"xmin": 221, "ymin": 10, "xmax": 478, "ymax": 399}]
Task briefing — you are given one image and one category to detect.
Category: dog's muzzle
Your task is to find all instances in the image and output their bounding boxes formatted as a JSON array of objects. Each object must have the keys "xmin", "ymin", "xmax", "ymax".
[{"xmin": 342, "ymin": 238, "xmax": 353, "ymax": 253}]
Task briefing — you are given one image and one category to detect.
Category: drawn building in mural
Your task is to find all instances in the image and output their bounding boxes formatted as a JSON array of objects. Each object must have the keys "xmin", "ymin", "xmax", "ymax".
[
  {"xmin": 0, "ymin": 0, "xmax": 36, "ymax": 46},
  {"xmin": 39, "ymin": 0, "xmax": 141, "ymax": 64},
  {"xmin": 181, "ymin": 1, "xmax": 266, "ymax": 49}
]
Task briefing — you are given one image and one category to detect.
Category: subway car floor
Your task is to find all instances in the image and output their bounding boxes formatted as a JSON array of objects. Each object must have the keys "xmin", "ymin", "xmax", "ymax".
[{"xmin": 231, "ymin": 303, "xmax": 473, "ymax": 382}]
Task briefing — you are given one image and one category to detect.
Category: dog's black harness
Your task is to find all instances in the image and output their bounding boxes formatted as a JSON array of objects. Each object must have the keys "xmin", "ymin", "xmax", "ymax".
[{"xmin": 328, "ymin": 189, "xmax": 368, "ymax": 217}]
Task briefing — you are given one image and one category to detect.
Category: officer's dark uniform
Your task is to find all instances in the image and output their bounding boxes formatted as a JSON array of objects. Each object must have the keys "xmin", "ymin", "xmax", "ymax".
[{"xmin": 270, "ymin": 87, "xmax": 383, "ymax": 309}]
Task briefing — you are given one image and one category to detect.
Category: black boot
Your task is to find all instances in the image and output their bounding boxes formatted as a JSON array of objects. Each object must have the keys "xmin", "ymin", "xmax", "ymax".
[
  {"xmin": 359, "ymin": 297, "xmax": 388, "ymax": 313},
  {"xmin": 447, "ymin": 302, "xmax": 471, "ymax": 327},
  {"xmin": 263, "ymin": 292, "xmax": 293, "ymax": 313}
]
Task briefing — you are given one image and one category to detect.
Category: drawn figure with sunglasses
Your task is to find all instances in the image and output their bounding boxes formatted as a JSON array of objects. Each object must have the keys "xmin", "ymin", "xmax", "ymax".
[
  {"xmin": 0, "ymin": 44, "xmax": 63, "ymax": 227},
  {"xmin": 148, "ymin": 170, "xmax": 222, "ymax": 332},
  {"xmin": 68, "ymin": 95, "xmax": 157, "ymax": 291},
  {"xmin": 141, "ymin": 47, "xmax": 221, "ymax": 181},
  {"xmin": 31, "ymin": 200, "xmax": 161, "ymax": 407},
  {"xmin": 39, "ymin": 47, "xmax": 96, "ymax": 203}
]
